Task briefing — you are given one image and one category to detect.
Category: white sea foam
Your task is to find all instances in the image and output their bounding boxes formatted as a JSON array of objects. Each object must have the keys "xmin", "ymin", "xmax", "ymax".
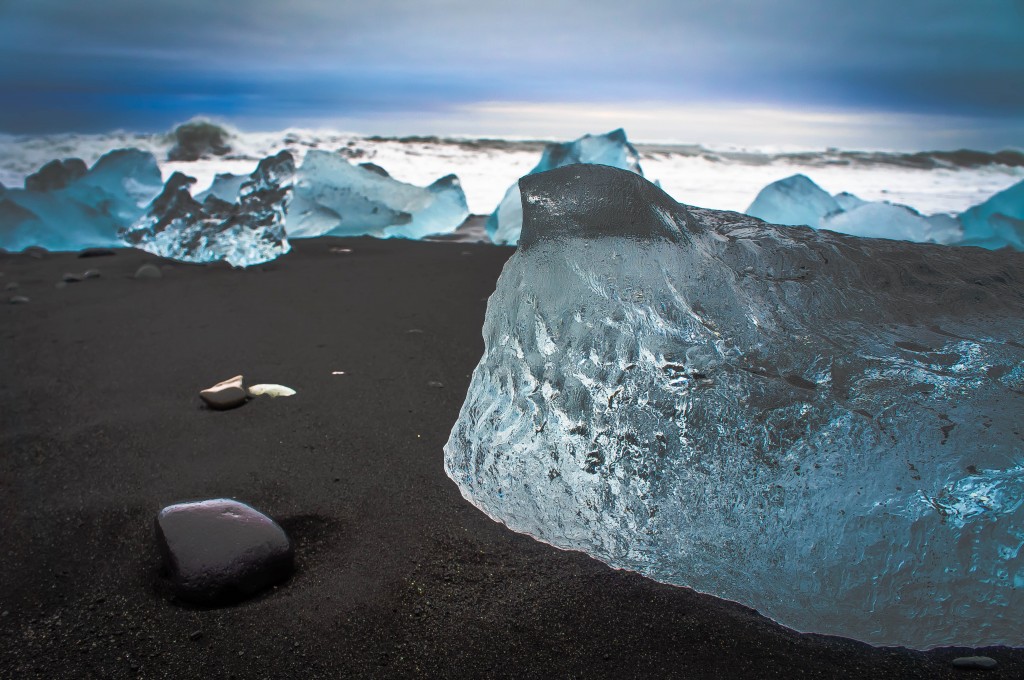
[{"xmin": 2, "ymin": 130, "xmax": 1021, "ymax": 217}]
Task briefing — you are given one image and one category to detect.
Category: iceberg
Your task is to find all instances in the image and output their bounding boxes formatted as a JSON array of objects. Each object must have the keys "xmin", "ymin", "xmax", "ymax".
[
  {"xmin": 445, "ymin": 164, "xmax": 1024, "ymax": 649},
  {"xmin": 746, "ymin": 174, "xmax": 841, "ymax": 227},
  {"xmin": 957, "ymin": 179, "xmax": 1024, "ymax": 250},
  {"xmin": 821, "ymin": 202, "xmax": 962, "ymax": 244},
  {"xmin": 486, "ymin": 129, "xmax": 644, "ymax": 245},
  {"xmin": 123, "ymin": 151, "xmax": 293, "ymax": 267},
  {"xmin": 286, "ymin": 150, "xmax": 469, "ymax": 240},
  {"xmin": 0, "ymin": 149, "xmax": 163, "ymax": 252}
]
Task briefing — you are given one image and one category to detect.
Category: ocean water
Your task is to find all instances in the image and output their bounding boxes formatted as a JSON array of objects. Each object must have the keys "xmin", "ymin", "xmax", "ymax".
[{"xmin": 1, "ymin": 129, "xmax": 1021, "ymax": 218}]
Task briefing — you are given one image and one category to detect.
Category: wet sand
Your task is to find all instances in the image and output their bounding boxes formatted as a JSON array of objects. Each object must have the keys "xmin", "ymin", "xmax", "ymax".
[{"xmin": 1, "ymin": 238, "xmax": 1020, "ymax": 678}]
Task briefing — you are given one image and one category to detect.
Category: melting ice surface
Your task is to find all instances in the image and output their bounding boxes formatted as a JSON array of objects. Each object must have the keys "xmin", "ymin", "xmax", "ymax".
[
  {"xmin": 445, "ymin": 164, "xmax": 1024, "ymax": 649},
  {"xmin": 486, "ymin": 129, "xmax": 644, "ymax": 245},
  {"xmin": 287, "ymin": 150, "xmax": 469, "ymax": 240},
  {"xmin": 0, "ymin": 149, "xmax": 163, "ymax": 252},
  {"xmin": 123, "ymin": 151, "xmax": 293, "ymax": 267}
]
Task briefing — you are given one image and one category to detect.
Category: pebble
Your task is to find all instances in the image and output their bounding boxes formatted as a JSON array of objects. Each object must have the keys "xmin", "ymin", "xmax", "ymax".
[
  {"xmin": 427, "ymin": 381, "xmax": 445, "ymax": 388},
  {"xmin": 155, "ymin": 498, "xmax": 294, "ymax": 604},
  {"xmin": 62, "ymin": 273, "xmax": 83, "ymax": 283},
  {"xmin": 83, "ymin": 269, "xmax": 101, "ymax": 279},
  {"xmin": 952, "ymin": 656, "xmax": 997, "ymax": 670},
  {"xmin": 134, "ymin": 264, "xmax": 162, "ymax": 279},
  {"xmin": 247, "ymin": 384, "xmax": 297, "ymax": 398},
  {"xmin": 200, "ymin": 375, "xmax": 247, "ymax": 410},
  {"xmin": 9, "ymin": 295, "xmax": 29, "ymax": 304}
]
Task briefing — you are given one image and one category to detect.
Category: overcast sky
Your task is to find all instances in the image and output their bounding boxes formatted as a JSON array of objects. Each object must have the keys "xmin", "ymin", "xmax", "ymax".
[{"xmin": 1, "ymin": 0, "xmax": 1021, "ymax": 149}]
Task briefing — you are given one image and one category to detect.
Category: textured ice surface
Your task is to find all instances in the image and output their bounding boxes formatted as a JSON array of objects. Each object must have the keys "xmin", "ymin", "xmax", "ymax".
[
  {"xmin": 486, "ymin": 129, "xmax": 644, "ymax": 245},
  {"xmin": 445, "ymin": 164, "xmax": 1024, "ymax": 649},
  {"xmin": 958, "ymin": 179, "xmax": 1024, "ymax": 250},
  {"xmin": 123, "ymin": 151, "xmax": 293, "ymax": 267},
  {"xmin": 287, "ymin": 150, "xmax": 469, "ymax": 240},
  {"xmin": 746, "ymin": 174, "xmax": 841, "ymax": 227},
  {"xmin": 0, "ymin": 149, "xmax": 163, "ymax": 252}
]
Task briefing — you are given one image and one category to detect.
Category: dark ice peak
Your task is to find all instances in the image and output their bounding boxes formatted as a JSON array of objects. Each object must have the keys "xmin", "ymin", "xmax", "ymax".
[
  {"xmin": 167, "ymin": 119, "xmax": 232, "ymax": 161},
  {"xmin": 25, "ymin": 158, "xmax": 88, "ymax": 192},
  {"xmin": 517, "ymin": 164, "xmax": 696, "ymax": 249}
]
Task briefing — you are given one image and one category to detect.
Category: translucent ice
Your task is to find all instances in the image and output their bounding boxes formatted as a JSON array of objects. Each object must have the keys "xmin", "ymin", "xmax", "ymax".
[
  {"xmin": 486, "ymin": 129, "xmax": 644, "ymax": 245},
  {"xmin": 821, "ymin": 202, "xmax": 962, "ymax": 244},
  {"xmin": 445, "ymin": 164, "xmax": 1024, "ymax": 649},
  {"xmin": 0, "ymin": 149, "xmax": 163, "ymax": 252},
  {"xmin": 746, "ymin": 174, "xmax": 841, "ymax": 227},
  {"xmin": 957, "ymin": 179, "xmax": 1024, "ymax": 250},
  {"xmin": 286, "ymin": 150, "xmax": 469, "ymax": 240},
  {"xmin": 833, "ymin": 191, "xmax": 866, "ymax": 212},
  {"xmin": 123, "ymin": 151, "xmax": 293, "ymax": 267}
]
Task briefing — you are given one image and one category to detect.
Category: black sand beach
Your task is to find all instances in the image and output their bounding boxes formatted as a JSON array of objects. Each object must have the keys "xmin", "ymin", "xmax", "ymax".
[{"xmin": 1, "ymin": 238, "xmax": 1021, "ymax": 678}]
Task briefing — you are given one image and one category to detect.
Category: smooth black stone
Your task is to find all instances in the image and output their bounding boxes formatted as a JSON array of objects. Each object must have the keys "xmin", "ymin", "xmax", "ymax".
[
  {"xmin": 134, "ymin": 264, "xmax": 162, "ymax": 279},
  {"xmin": 78, "ymin": 248, "xmax": 117, "ymax": 258},
  {"xmin": 155, "ymin": 499, "xmax": 293, "ymax": 605}
]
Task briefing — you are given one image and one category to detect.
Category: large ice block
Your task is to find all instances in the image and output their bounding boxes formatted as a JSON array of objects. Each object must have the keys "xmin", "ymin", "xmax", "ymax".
[
  {"xmin": 445, "ymin": 164, "xmax": 1024, "ymax": 649},
  {"xmin": 486, "ymin": 129, "xmax": 644, "ymax": 245},
  {"xmin": 957, "ymin": 179, "xmax": 1024, "ymax": 250},
  {"xmin": 123, "ymin": 151, "xmax": 293, "ymax": 267},
  {"xmin": 746, "ymin": 174, "xmax": 841, "ymax": 227},
  {"xmin": 286, "ymin": 150, "xmax": 469, "ymax": 240},
  {"xmin": 821, "ymin": 201, "xmax": 962, "ymax": 244},
  {"xmin": 0, "ymin": 149, "xmax": 163, "ymax": 252}
]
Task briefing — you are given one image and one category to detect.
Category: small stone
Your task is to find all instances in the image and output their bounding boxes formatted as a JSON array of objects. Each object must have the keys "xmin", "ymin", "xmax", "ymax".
[
  {"xmin": 952, "ymin": 656, "xmax": 997, "ymax": 670},
  {"xmin": 200, "ymin": 375, "xmax": 247, "ymax": 410},
  {"xmin": 189, "ymin": 630, "xmax": 203, "ymax": 641},
  {"xmin": 62, "ymin": 272, "xmax": 83, "ymax": 283},
  {"xmin": 155, "ymin": 498, "xmax": 294, "ymax": 605},
  {"xmin": 83, "ymin": 269, "xmax": 101, "ymax": 279},
  {"xmin": 134, "ymin": 264, "xmax": 162, "ymax": 279},
  {"xmin": 78, "ymin": 248, "xmax": 116, "ymax": 258},
  {"xmin": 9, "ymin": 295, "xmax": 29, "ymax": 304},
  {"xmin": 4, "ymin": 282, "xmax": 18, "ymax": 291},
  {"xmin": 427, "ymin": 381, "xmax": 444, "ymax": 388},
  {"xmin": 247, "ymin": 384, "xmax": 296, "ymax": 398}
]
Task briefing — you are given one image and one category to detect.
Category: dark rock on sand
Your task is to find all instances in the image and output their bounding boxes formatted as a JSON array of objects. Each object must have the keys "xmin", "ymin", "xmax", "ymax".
[
  {"xmin": 199, "ymin": 375, "xmax": 247, "ymax": 410},
  {"xmin": 62, "ymin": 272, "xmax": 83, "ymax": 283},
  {"xmin": 78, "ymin": 248, "xmax": 117, "ymax": 258},
  {"xmin": 134, "ymin": 264, "xmax": 162, "ymax": 279},
  {"xmin": 8, "ymin": 295, "xmax": 29, "ymax": 304},
  {"xmin": 155, "ymin": 499, "xmax": 293, "ymax": 605},
  {"xmin": 952, "ymin": 656, "xmax": 998, "ymax": 670},
  {"xmin": 83, "ymin": 269, "xmax": 101, "ymax": 279}
]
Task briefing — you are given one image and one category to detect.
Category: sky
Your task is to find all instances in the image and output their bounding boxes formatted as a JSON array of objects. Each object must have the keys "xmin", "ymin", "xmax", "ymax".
[{"xmin": 0, "ymin": 0, "xmax": 1021, "ymax": 149}]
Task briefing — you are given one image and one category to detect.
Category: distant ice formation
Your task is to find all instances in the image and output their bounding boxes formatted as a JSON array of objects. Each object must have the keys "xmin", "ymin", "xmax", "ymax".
[
  {"xmin": 286, "ymin": 150, "xmax": 469, "ymax": 240},
  {"xmin": 486, "ymin": 129, "xmax": 644, "ymax": 245},
  {"xmin": 0, "ymin": 149, "xmax": 163, "ymax": 252},
  {"xmin": 123, "ymin": 151, "xmax": 293, "ymax": 267},
  {"xmin": 746, "ymin": 174, "xmax": 1024, "ymax": 249},
  {"xmin": 445, "ymin": 164, "xmax": 1024, "ymax": 649}
]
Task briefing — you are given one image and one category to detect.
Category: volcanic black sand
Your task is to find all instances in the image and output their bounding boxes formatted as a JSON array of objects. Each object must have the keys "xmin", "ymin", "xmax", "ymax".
[{"xmin": 1, "ymin": 238, "xmax": 1020, "ymax": 678}]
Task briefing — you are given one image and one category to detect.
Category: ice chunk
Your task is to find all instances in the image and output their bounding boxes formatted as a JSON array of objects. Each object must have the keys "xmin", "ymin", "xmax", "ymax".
[
  {"xmin": 821, "ymin": 201, "xmax": 962, "ymax": 243},
  {"xmin": 123, "ymin": 151, "xmax": 293, "ymax": 267},
  {"xmin": 0, "ymin": 149, "xmax": 163, "ymax": 252},
  {"xmin": 833, "ymin": 191, "xmax": 865, "ymax": 212},
  {"xmin": 486, "ymin": 129, "xmax": 644, "ymax": 245},
  {"xmin": 746, "ymin": 174, "xmax": 840, "ymax": 227},
  {"xmin": 286, "ymin": 150, "xmax": 468, "ymax": 240},
  {"xmin": 445, "ymin": 164, "xmax": 1024, "ymax": 649},
  {"xmin": 957, "ymin": 179, "xmax": 1024, "ymax": 250},
  {"xmin": 167, "ymin": 119, "xmax": 232, "ymax": 161}
]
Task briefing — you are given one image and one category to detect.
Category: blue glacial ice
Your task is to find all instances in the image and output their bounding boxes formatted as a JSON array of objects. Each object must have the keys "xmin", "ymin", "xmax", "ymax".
[
  {"xmin": 122, "ymin": 151, "xmax": 293, "ymax": 267},
  {"xmin": 486, "ymin": 129, "xmax": 644, "ymax": 245},
  {"xmin": 445, "ymin": 163, "xmax": 1024, "ymax": 649},
  {"xmin": 745, "ymin": 174, "xmax": 841, "ymax": 228},
  {"xmin": 748, "ymin": 175, "xmax": 967, "ymax": 245},
  {"xmin": 958, "ymin": 178, "xmax": 1024, "ymax": 250},
  {"xmin": 0, "ymin": 149, "xmax": 163, "ymax": 252},
  {"xmin": 286, "ymin": 150, "xmax": 469, "ymax": 240}
]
